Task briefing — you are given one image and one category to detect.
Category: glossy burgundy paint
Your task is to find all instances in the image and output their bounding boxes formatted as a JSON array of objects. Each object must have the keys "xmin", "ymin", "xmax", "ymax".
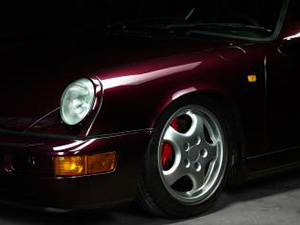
[
  {"xmin": 0, "ymin": 0, "xmax": 300, "ymax": 210},
  {"xmin": 0, "ymin": 34, "xmax": 245, "ymax": 134}
]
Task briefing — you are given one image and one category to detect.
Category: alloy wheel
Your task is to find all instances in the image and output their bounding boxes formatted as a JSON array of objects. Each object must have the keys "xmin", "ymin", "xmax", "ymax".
[{"xmin": 158, "ymin": 105, "xmax": 227, "ymax": 204}]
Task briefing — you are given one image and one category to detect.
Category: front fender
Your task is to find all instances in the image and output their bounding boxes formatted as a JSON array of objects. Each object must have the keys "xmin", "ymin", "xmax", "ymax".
[{"xmin": 89, "ymin": 48, "xmax": 245, "ymax": 136}]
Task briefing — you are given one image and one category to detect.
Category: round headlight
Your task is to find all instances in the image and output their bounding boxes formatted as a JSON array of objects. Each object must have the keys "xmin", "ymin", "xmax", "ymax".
[{"xmin": 60, "ymin": 78, "xmax": 95, "ymax": 125}]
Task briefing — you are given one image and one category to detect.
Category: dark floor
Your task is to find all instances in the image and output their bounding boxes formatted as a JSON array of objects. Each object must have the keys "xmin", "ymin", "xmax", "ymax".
[{"xmin": 0, "ymin": 171, "xmax": 299, "ymax": 225}]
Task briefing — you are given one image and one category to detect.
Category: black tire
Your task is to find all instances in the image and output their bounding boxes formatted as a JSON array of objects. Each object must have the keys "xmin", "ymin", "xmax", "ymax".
[{"xmin": 136, "ymin": 96, "xmax": 234, "ymax": 218}]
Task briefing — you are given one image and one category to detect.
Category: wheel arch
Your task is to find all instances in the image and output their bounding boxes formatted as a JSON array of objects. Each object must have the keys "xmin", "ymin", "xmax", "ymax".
[{"xmin": 151, "ymin": 90, "xmax": 246, "ymax": 185}]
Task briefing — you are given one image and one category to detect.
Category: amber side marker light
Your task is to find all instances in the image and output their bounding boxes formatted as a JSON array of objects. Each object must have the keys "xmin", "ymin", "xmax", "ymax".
[
  {"xmin": 54, "ymin": 152, "xmax": 117, "ymax": 176},
  {"xmin": 247, "ymin": 75, "xmax": 257, "ymax": 83}
]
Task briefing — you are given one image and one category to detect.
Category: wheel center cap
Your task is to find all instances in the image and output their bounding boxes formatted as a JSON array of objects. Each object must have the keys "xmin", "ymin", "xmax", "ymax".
[{"xmin": 188, "ymin": 146, "xmax": 200, "ymax": 162}]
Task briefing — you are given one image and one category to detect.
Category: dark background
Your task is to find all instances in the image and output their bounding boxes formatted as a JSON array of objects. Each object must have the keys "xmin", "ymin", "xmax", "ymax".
[
  {"xmin": 1, "ymin": 0, "xmax": 282, "ymax": 39},
  {"xmin": 0, "ymin": 0, "xmax": 141, "ymax": 38}
]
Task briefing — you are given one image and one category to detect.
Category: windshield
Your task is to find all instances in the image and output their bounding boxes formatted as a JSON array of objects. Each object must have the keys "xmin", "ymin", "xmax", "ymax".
[
  {"xmin": 122, "ymin": 0, "xmax": 286, "ymax": 38},
  {"xmin": 0, "ymin": 0, "xmax": 286, "ymax": 39}
]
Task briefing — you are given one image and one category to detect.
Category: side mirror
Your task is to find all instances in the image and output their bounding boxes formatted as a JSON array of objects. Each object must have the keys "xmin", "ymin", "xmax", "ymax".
[{"xmin": 279, "ymin": 33, "xmax": 300, "ymax": 56}]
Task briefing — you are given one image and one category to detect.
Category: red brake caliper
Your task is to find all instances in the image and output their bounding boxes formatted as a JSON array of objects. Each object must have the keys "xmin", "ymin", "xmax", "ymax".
[
  {"xmin": 161, "ymin": 142, "xmax": 174, "ymax": 169},
  {"xmin": 170, "ymin": 118, "xmax": 180, "ymax": 131},
  {"xmin": 161, "ymin": 118, "xmax": 180, "ymax": 169}
]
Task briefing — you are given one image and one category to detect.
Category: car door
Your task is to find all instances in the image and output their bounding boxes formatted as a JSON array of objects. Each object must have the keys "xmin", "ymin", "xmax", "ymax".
[{"xmin": 266, "ymin": 2, "xmax": 300, "ymax": 161}]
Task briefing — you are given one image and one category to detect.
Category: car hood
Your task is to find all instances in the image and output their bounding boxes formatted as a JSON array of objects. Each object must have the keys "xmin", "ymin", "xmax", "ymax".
[{"xmin": 0, "ymin": 29, "xmax": 247, "ymax": 132}]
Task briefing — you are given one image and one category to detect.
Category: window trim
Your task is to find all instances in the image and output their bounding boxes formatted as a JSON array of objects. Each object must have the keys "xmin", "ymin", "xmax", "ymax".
[{"xmin": 186, "ymin": 0, "xmax": 290, "ymax": 42}]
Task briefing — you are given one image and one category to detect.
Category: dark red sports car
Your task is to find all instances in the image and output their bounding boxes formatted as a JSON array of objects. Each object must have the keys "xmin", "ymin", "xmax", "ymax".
[{"xmin": 0, "ymin": 0, "xmax": 299, "ymax": 218}]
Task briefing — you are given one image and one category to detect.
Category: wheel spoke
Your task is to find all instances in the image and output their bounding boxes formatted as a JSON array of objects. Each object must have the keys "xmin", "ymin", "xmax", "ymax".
[
  {"xmin": 188, "ymin": 167, "xmax": 205, "ymax": 192},
  {"xmin": 204, "ymin": 142, "xmax": 218, "ymax": 164},
  {"xmin": 204, "ymin": 121, "xmax": 219, "ymax": 146},
  {"xmin": 163, "ymin": 162, "xmax": 186, "ymax": 186},
  {"xmin": 163, "ymin": 126, "xmax": 186, "ymax": 150},
  {"xmin": 186, "ymin": 112, "xmax": 205, "ymax": 142}
]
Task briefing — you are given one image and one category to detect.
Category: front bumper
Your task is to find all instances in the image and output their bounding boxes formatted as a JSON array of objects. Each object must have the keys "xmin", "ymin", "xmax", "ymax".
[{"xmin": 0, "ymin": 130, "xmax": 152, "ymax": 210}]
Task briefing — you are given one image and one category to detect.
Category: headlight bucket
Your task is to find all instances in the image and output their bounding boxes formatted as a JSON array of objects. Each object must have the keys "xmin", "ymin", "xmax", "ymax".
[{"xmin": 60, "ymin": 78, "xmax": 96, "ymax": 126}]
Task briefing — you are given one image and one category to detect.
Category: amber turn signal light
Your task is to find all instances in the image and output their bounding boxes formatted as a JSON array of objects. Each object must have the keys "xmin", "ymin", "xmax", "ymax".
[
  {"xmin": 87, "ymin": 152, "xmax": 117, "ymax": 174},
  {"xmin": 54, "ymin": 152, "xmax": 117, "ymax": 176},
  {"xmin": 54, "ymin": 155, "xmax": 86, "ymax": 176}
]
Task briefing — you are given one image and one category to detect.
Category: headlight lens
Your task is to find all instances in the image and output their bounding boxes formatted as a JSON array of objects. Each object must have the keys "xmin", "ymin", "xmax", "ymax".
[{"xmin": 60, "ymin": 78, "xmax": 95, "ymax": 125}]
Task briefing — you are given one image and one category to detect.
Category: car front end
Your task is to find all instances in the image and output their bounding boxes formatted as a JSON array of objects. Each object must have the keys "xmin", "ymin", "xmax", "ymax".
[
  {"xmin": 0, "ymin": 128, "xmax": 151, "ymax": 211},
  {"xmin": 0, "ymin": 75, "xmax": 153, "ymax": 211}
]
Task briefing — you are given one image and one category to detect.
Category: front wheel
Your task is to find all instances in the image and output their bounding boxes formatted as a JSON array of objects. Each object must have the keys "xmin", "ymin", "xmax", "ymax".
[{"xmin": 136, "ymin": 97, "xmax": 233, "ymax": 218}]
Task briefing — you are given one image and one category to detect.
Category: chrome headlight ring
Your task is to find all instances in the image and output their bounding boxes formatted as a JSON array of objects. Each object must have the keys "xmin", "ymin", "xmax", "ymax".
[{"xmin": 60, "ymin": 78, "xmax": 96, "ymax": 126}]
